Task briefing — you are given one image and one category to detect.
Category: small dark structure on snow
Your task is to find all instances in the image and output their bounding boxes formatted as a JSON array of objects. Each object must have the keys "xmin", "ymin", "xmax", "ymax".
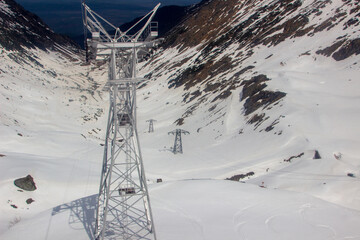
[
  {"xmin": 146, "ymin": 119, "xmax": 157, "ymax": 133},
  {"xmin": 313, "ymin": 150, "xmax": 321, "ymax": 159}
]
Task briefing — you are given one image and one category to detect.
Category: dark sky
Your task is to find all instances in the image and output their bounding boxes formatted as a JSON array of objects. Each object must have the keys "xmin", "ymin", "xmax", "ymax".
[{"xmin": 16, "ymin": 0, "xmax": 200, "ymax": 37}]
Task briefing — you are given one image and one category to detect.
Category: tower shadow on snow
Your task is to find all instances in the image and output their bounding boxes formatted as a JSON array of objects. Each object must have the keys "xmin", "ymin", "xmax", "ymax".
[{"xmin": 51, "ymin": 194, "xmax": 97, "ymax": 240}]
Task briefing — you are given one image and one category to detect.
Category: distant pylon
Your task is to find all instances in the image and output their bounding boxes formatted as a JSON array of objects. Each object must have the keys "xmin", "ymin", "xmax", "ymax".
[
  {"xmin": 168, "ymin": 129, "xmax": 189, "ymax": 154},
  {"xmin": 146, "ymin": 119, "xmax": 156, "ymax": 133}
]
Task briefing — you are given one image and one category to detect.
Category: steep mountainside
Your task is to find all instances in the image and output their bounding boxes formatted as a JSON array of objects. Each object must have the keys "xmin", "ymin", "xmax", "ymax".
[
  {"xmin": 139, "ymin": 0, "xmax": 360, "ymax": 210},
  {"xmin": 0, "ymin": 0, "xmax": 108, "ymax": 235},
  {"xmin": 148, "ymin": 0, "xmax": 360, "ymax": 127},
  {"xmin": 0, "ymin": 0, "xmax": 78, "ymax": 51}
]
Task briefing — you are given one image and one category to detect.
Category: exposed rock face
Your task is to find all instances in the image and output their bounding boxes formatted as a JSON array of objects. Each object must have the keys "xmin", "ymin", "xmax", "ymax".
[
  {"xmin": 26, "ymin": 198, "xmax": 35, "ymax": 204},
  {"xmin": 142, "ymin": 0, "xmax": 360, "ymax": 129},
  {"xmin": 240, "ymin": 75, "xmax": 286, "ymax": 116},
  {"xmin": 161, "ymin": 0, "xmax": 360, "ymax": 88},
  {"xmin": 226, "ymin": 171, "xmax": 255, "ymax": 181},
  {"xmin": 332, "ymin": 38, "xmax": 360, "ymax": 61},
  {"xmin": 14, "ymin": 175, "xmax": 37, "ymax": 191}
]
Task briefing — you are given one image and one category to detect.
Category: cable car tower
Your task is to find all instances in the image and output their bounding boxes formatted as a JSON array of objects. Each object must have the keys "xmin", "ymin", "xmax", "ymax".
[
  {"xmin": 168, "ymin": 129, "xmax": 190, "ymax": 154},
  {"xmin": 146, "ymin": 119, "xmax": 156, "ymax": 133},
  {"xmin": 82, "ymin": 2, "xmax": 160, "ymax": 239}
]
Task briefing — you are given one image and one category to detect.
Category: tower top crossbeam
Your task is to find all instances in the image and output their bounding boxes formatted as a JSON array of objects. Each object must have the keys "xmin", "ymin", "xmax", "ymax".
[
  {"xmin": 82, "ymin": 1, "xmax": 160, "ymax": 60},
  {"xmin": 168, "ymin": 129, "xmax": 190, "ymax": 135}
]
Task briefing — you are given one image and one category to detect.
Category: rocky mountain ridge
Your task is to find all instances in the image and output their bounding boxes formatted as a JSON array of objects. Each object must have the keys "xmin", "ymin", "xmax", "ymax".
[
  {"xmin": 138, "ymin": 0, "xmax": 360, "ymax": 210},
  {"xmin": 0, "ymin": 0, "xmax": 78, "ymax": 52},
  {"xmin": 0, "ymin": 0, "xmax": 106, "ymax": 143},
  {"xmin": 143, "ymin": 0, "xmax": 360, "ymax": 130}
]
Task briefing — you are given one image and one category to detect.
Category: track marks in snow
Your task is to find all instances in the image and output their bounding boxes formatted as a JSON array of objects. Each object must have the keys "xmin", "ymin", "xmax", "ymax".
[
  {"xmin": 152, "ymin": 197, "xmax": 206, "ymax": 240},
  {"xmin": 3, "ymin": 179, "xmax": 360, "ymax": 240}
]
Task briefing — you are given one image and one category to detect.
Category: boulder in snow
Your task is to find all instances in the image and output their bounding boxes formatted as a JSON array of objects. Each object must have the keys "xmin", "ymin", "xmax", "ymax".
[{"xmin": 14, "ymin": 175, "xmax": 37, "ymax": 191}]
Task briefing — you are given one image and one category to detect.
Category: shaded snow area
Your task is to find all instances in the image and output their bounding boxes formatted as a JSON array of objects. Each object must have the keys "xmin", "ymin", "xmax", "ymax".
[{"xmin": 1, "ymin": 0, "xmax": 360, "ymax": 240}]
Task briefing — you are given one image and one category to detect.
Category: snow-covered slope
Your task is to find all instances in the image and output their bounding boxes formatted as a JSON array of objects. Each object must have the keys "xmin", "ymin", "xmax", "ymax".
[
  {"xmin": 0, "ymin": 46, "xmax": 109, "ymax": 232},
  {"xmin": 0, "ymin": 0, "xmax": 109, "ymax": 235},
  {"xmin": 1, "ymin": 0, "xmax": 360, "ymax": 239},
  {"xmin": 138, "ymin": 0, "xmax": 360, "ymax": 210}
]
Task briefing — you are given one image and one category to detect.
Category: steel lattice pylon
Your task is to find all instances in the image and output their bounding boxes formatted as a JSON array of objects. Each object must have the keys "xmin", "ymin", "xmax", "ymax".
[
  {"xmin": 146, "ymin": 119, "xmax": 156, "ymax": 133},
  {"xmin": 82, "ymin": 2, "xmax": 160, "ymax": 240},
  {"xmin": 168, "ymin": 129, "xmax": 190, "ymax": 154}
]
